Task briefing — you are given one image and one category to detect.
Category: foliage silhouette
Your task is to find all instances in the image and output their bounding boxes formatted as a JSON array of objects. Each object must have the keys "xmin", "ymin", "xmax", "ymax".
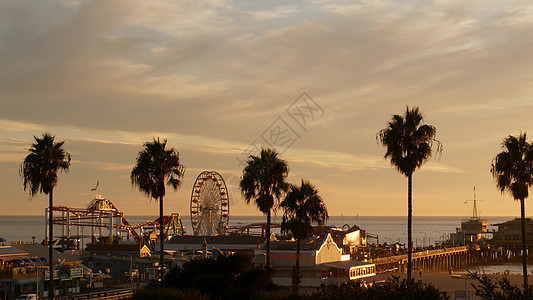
[
  {"xmin": 240, "ymin": 147, "xmax": 289, "ymax": 266},
  {"xmin": 131, "ymin": 138, "xmax": 185, "ymax": 281},
  {"xmin": 377, "ymin": 107, "xmax": 441, "ymax": 279},
  {"xmin": 20, "ymin": 133, "xmax": 71, "ymax": 298},
  {"xmin": 280, "ymin": 179, "xmax": 328, "ymax": 293},
  {"xmin": 491, "ymin": 132, "xmax": 533, "ymax": 289},
  {"xmin": 147, "ymin": 253, "xmax": 276, "ymax": 300}
]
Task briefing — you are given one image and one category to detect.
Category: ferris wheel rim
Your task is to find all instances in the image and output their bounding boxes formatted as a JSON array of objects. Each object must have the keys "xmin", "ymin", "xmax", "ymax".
[{"xmin": 190, "ymin": 171, "xmax": 230, "ymax": 236}]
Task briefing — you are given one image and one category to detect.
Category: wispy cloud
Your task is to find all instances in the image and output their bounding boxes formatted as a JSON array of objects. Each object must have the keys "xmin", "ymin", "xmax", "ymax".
[
  {"xmin": 248, "ymin": 5, "xmax": 298, "ymax": 21},
  {"xmin": 0, "ymin": 119, "xmax": 44, "ymax": 133},
  {"xmin": 1, "ymin": 0, "xmax": 532, "ymax": 216}
]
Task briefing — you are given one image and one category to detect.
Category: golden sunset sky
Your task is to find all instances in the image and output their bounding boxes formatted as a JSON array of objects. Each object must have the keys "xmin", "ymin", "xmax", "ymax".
[{"xmin": 1, "ymin": 0, "xmax": 533, "ymax": 217}]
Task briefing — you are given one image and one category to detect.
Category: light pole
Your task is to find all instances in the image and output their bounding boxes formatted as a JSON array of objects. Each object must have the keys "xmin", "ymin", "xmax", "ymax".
[{"xmin": 130, "ymin": 254, "xmax": 134, "ymax": 291}]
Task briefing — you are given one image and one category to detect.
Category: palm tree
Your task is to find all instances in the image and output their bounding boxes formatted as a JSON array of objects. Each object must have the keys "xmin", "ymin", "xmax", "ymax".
[
  {"xmin": 377, "ymin": 106, "xmax": 441, "ymax": 280},
  {"xmin": 280, "ymin": 179, "xmax": 328, "ymax": 294},
  {"xmin": 240, "ymin": 147, "xmax": 289, "ymax": 266},
  {"xmin": 131, "ymin": 138, "xmax": 185, "ymax": 281},
  {"xmin": 20, "ymin": 133, "xmax": 71, "ymax": 298},
  {"xmin": 491, "ymin": 132, "xmax": 533, "ymax": 289}
]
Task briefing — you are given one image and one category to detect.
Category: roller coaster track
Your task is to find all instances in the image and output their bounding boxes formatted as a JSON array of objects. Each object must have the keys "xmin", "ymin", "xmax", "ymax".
[{"xmin": 50, "ymin": 196, "xmax": 184, "ymax": 243}]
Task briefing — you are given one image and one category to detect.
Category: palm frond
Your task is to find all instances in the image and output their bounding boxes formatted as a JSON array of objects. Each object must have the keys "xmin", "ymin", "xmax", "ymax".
[
  {"xmin": 491, "ymin": 132, "xmax": 533, "ymax": 201},
  {"xmin": 20, "ymin": 133, "xmax": 71, "ymax": 197},
  {"xmin": 239, "ymin": 148, "xmax": 289, "ymax": 215},
  {"xmin": 131, "ymin": 137, "xmax": 185, "ymax": 200},
  {"xmin": 280, "ymin": 180, "xmax": 328, "ymax": 240},
  {"xmin": 377, "ymin": 106, "xmax": 441, "ymax": 176}
]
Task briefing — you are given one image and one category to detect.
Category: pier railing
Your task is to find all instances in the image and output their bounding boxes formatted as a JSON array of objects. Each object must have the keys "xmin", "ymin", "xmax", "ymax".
[
  {"xmin": 371, "ymin": 246, "xmax": 471, "ymax": 273},
  {"xmin": 371, "ymin": 246, "xmax": 468, "ymax": 265}
]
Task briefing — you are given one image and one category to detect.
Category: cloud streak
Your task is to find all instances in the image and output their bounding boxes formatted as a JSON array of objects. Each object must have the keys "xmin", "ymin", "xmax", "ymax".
[{"xmin": 1, "ymin": 0, "xmax": 533, "ymax": 216}]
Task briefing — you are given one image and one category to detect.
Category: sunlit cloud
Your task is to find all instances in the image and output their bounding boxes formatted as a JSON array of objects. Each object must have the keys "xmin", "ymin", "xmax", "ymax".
[
  {"xmin": 1, "ymin": 0, "xmax": 533, "ymax": 216},
  {"xmin": 248, "ymin": 5, "xmax": 298, "ymax": 21},
  {"xmin": 74, "ymin": 160, "xmax": 133, "ymax": 171},
  {"xmin": 0, "ymin": 119, "xmax": 44, "ymax": 133}
]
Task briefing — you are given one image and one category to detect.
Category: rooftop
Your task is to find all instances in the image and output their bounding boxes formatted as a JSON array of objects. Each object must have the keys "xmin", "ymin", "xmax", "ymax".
[
  {"xmin": 167, "ymin": 234, "xmax": 264, "ymax": 245},
  {"xmin": 267, "ymin": 235, "xmax": 330, "ymax": 251}
]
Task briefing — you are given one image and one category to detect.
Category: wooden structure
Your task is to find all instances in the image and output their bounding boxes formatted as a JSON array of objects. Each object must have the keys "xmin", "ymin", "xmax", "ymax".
[
  {"xmin": 46, "ymin": 195, "xmax": 185, "ymax": 249},
  {"xmin": 372, "ymin": 246, "xmax": 475, "ymax": 273}
]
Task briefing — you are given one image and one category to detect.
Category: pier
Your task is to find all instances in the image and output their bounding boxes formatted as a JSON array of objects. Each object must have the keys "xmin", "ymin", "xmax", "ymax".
[{"xmin": 372, "ymin": 246, "xmax": 475, "ymax": 273}]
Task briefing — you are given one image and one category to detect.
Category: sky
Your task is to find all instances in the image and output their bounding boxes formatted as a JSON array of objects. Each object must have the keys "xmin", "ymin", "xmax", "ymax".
[{"xmin": 1, "ymin": 0, "xmax": 533, "ymax": 219}]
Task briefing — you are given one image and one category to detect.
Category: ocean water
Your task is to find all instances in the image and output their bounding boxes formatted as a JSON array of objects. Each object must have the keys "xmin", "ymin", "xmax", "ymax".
[
  {"xmin": 0, "ymin": 215, "xmax": 513, "ymax": 247},
  {"xmin": 2, "ymin": 215, "xmax": 528, "ymax": 274}
]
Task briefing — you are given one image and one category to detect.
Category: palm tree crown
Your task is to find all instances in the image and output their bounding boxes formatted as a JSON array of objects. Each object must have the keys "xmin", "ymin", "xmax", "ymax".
[
  {"xmin": 240, "ymin": 148, "xmax": 289, "ymax": 213},
  {"xmin": 491, "ymin": 133, "xmax": 533, "ymax": 200},
  {"xmin": 131, "ymin": 138, "xmax": 185, "ymax": 201},
  {"xmin": 20, "ymin": 133, "xmax": 71, "ymax": 196},
  {"xmin": 377, "ymin": 106, "xmax": 441, "ymax": 176},
  {"xmin": 280, "ymin": 180, "xmax": 329, "ymax": 240}
]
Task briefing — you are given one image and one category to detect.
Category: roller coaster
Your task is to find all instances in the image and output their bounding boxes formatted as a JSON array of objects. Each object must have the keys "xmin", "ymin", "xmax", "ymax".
[{"xmin": 46, "ymin": 195, "xmax": 185, "ymax": 248}]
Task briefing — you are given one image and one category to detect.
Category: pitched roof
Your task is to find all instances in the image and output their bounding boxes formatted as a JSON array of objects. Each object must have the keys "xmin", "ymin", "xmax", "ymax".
[
  {"xmin": 11, "ymin": 244, "xmax": 82, "ymax": 263},
  {"xmin": 320, "ymin": 260, "xmax": 374, "ymax": 270},
  {"xmin": 0, "ymin": 246, "xmax": 28, "ymax": 257},
  {"xmin": 493, "ymin": 218, "xmax": 533, "ymax": 226},
  {"xmin": 167, "ymin": 234, "xmax": 264, "ymax": 245},
  {"xmin": 85, "ymin": 244, "xmax": 140, "ymax": 252},
  {"xmin": 267, "ymin": 235, "xmax": 330, "ymax": 251}
]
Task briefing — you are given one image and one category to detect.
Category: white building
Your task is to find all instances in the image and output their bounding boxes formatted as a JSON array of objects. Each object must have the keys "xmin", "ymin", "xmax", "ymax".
[{"xmin": 255, "ymin": 233, "xmax": 375, "ymax": 288}]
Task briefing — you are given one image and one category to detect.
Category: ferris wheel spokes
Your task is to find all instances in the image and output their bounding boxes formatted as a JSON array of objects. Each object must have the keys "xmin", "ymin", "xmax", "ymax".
[{"xmin": 190, "ymin": 171, "xmax": 229, "ymax": 236}]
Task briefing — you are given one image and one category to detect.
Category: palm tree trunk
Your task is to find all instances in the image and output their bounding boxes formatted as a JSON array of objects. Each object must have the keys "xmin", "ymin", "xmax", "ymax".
[
  {"xmin": 407, "ymin": 173, "xmax": 413, "ymax": 280},
  {"xmin": 159, "ymin": 196, "xmax": 164, "ymax": 282},
  {"xmin": 521, "ymin": 197, "xmax": 528, "ymax": 289},
  {"xmin": 292, "ymin": 238, "xmax": 301, "ymax": 294},
  {"xmin": 266, "ymin": 209, "xmax": 271, "ymax": 267},
  {"xmin": 48, "ymin": 189, "xmax": 55, "ymax": 299}
]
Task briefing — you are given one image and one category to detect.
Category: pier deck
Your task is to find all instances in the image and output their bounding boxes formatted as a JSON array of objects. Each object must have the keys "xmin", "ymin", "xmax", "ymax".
[{"xmin": 371, "ymin": 246, "xmax": 472, "ymax": 273}]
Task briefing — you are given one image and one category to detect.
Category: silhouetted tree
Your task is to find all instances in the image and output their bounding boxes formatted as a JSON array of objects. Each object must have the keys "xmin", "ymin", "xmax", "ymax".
[
  {"xmin": 131, "ymin": 138, "xmax": 185, "ymax": 281},
  {"xmin": 155, "ymin": 253, "xmax": 275, "ymax": 300},
  {"xmin": 281, "ymin": 180, "xmax": 328, "ymax": 293},
  {"xmin": 470, "ymin": 270, "xmax": 533, "ymax": 299},
  {"xmin": 491, "ymin": 132, "xmax": 533, "ymax": 289},
  {"xmin": 20, "ymin": 133, "xmax": 71, "ymax": 298},
  {"xmin": 240, "ymin": 148, "xmax": 289, "ymax": 266},
  {"xmin": 377, "ymin": 107, "xmax": 441, "ymax": 280},
  {"xmin": 312, "ymin": 276, "xmax": 449, "ymax": 300}
]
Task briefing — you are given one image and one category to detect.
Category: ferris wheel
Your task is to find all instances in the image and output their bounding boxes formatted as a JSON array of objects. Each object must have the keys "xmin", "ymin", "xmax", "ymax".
[{"xmin": 190, "ymin": 171, "xmax": 230, "ymax": 236}]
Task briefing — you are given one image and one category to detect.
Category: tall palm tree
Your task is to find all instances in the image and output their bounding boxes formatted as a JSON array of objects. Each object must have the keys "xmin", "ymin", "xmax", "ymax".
[
  {"xmin": 280, "ymin": 180, "xmax": 328, "ymax": 294},
  {"xmin": 240, "ymin": 147, "xmax": 289, "ymax": 267},
  {"xmin": 491, "ymin": 132, "xmax": 533, "ymax": 289},
  {"xmin": 20, "ymin": 133, "xmax": 71, "ymax": 298},
  {"xmin": 377, "ymin": 106, "xmax": 441, "ymax": 280},
  {"xmin": 131, "ymin": 138, "xmax": 185, "ymax": 281}
]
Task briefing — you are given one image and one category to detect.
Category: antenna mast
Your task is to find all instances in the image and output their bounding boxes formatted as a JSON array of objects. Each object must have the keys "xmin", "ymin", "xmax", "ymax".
[{"xmin": 472, "ymin": 186, "xmax": 479, "ymax": 219}]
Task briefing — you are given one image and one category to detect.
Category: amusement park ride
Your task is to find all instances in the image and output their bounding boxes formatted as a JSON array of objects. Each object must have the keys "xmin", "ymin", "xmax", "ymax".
[
  {"xmin": 190, "ymin": 171, "xmax": 230, "ymax": 236},
  {"xmin": 46, "ymin": 171, "xmax": 231, "ymax": 249}
]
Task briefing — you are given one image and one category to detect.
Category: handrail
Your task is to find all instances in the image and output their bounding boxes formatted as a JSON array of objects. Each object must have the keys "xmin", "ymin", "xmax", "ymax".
[{"xmin": 371, "ymin": 246, "xmax": 469, "ymax": 264}]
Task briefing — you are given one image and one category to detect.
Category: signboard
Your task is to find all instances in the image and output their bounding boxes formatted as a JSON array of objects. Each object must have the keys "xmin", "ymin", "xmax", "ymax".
[
  {"xmin": 44, "ymin": 270, "xmax": 59, "ymax": 280},
  {"xmin": 70, "ymin": 268, "xmax": 83, "ymax": 277}
]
